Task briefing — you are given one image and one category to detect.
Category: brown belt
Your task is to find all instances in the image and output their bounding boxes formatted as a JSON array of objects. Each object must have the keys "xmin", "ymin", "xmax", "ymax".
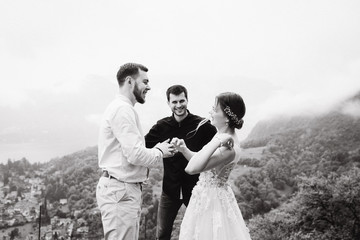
[
  {"xmin": 102, "ymin": 170, "xmax": 116, "ymax": 179},
  {"xmin": 102, "ymin": 171, "xmax": 143, "ymax": 186}
]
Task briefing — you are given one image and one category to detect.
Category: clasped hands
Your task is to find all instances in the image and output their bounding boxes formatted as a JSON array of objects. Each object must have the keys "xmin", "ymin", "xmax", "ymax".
[
  {"xmin": 155, "ymin": 133, "xmax": 233, "ymax": 158},
  {"xmin": 154, "ymin": 139, "xmax": 177, "ymax": 158},
  {"xmin": 170, "ymin": 133, "xmax": 234, "ymax": 153},
  {"xmin": 154, "ymin": 138, "xmax": 186, "ymax": 158}
]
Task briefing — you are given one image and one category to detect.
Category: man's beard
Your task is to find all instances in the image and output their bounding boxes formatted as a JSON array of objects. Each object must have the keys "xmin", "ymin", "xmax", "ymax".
[{"xmin": 133, "ymin": 83, "xmax": 145, "ymax": 104}]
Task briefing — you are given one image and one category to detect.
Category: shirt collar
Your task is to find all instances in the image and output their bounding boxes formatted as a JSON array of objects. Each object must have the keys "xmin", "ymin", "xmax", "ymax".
[{"xmin": 116, "ymin": 93, "xmax": 133, "ymax": 106}]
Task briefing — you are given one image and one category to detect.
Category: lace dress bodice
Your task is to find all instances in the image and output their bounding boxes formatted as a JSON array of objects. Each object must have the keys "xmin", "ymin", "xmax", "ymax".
[
  {"xmin": 179, "ymin": 146, "xmax": 252, "ymax": 240},
  {"xmin": 189, "ymin": 161, "xmax": 239, "ymax": 219},
  {"xmin": 196, "ymin": 162, "xmax": 235, "ymax": 188}
]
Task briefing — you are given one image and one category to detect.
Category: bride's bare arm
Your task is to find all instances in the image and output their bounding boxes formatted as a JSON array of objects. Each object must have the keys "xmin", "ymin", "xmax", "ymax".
[
  {"xmin": 170, "ymin": 137, "xmax": 195, "ymax": 160},
  {"xmin": 172, "ymin": 134, "xmax": 235, "ymax": 175},
  {"xmin": 184, "ymin": 137, "xmax": 235, "ymax": 175}
]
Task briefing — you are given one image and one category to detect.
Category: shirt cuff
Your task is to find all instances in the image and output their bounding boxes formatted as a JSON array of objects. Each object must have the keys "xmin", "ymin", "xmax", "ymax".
[{"xmin": 154, "ymin": 147, "xmax": 164, "ymax": 158}]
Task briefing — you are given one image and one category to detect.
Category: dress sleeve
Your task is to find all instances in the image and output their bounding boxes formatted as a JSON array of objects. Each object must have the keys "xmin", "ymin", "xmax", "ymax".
[{"xmin": 110, "ymin": 106, "xmax": 162, "ymax": 167}]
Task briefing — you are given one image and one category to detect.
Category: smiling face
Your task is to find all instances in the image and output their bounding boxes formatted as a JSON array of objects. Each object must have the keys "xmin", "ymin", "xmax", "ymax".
[
  {"xmin": 168, "ymin": 92, "xmax": 188, "ymax": 121},
  {"xmin": 132, "ymin": 69, "xmax": 150, "ymax": 104},
  {"xmin": 209, "ymin": 100, "xmax": 228, "ymax": 129}
]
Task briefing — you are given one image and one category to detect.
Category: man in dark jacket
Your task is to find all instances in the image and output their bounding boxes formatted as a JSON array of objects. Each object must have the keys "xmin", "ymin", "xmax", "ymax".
[{"xmin": 145, "ymin": 85, "xmax": 217, "ymax": 240}]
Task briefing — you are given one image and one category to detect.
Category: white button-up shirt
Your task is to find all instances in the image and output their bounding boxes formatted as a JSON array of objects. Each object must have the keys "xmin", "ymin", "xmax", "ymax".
[{"xmin": 98, "ymin": 94, "xmax": 162, "ymax": 183}]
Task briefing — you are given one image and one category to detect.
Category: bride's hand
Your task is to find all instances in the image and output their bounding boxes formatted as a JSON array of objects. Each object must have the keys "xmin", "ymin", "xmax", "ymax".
[
  {"xmin": 170, "ymin": 137, "xmax": 187, "ymax": 153},
  {"xmin": 214, "ymin": 133, "xmax": 234, "ymax": 149}
]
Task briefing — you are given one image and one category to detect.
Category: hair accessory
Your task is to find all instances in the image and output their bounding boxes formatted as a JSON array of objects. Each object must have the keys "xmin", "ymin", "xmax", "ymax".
[{"xmin": 223, "ymin": 106, "xmax": 242, "ymax": 126}]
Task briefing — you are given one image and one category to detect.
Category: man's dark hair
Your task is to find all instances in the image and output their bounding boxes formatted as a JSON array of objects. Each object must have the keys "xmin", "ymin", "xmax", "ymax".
[
  {"xmin": 166, "ymin": 85, "xmax": 188, "ymax": 101},
  {"xmin": 116, "ymin": 63, "xmax": 148, "ymax": 86}
]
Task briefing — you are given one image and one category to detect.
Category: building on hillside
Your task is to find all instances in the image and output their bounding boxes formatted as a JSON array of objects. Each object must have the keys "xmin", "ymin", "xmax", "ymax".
[
  {"xmin": 77, "ymin": 218, "xmax": 87, "ymax": 227},
  {"xmin": 77, "ymin": 226, "xmax": 89, "ymax": 234},
  {"xmin": 59, "ymin": 204, "xmax": 70, "ymax": 215},
  {"xmin": 73, "ymin": 210, "xmax": 82, "ymax": 219},
  {"xmin": 28, "ymin": 177, "xmax": 42, "ymax": 185},
  {"xmin": 58, "ymin": 218, "xmax": 72, "ymax": 227},
  {"xmin": 12, "ymin": 212, "xmax": 27, "ymax": 225}
]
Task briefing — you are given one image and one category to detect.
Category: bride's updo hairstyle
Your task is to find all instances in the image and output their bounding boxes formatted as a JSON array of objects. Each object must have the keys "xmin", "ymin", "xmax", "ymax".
[{"xmin": 216, "ymin": 92, "xmax": 246, "ymax": 129}]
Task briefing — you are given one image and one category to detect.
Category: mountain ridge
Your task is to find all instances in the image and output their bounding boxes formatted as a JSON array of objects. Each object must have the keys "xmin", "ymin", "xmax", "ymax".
[{"xmin": 242, "ymin": 90, "xmax": 360, "ymax": 149}]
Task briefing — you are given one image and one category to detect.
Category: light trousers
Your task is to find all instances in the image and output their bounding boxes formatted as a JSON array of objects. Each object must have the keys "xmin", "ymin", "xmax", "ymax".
[{"xmin": 96, "ymin": 176, "xmax": 142, "ymax": 240}]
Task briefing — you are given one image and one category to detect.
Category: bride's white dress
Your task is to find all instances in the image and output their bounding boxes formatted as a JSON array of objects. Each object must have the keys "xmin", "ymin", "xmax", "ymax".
[{"xmin": 179, "ymin": 146, "xmax": 252, "ymax": 240}]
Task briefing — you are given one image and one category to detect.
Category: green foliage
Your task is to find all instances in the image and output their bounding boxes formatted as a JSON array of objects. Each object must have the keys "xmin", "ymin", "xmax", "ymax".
[
  {"xmin": 241, "ymin": 137, "xmax": 270, "ymax": 149},
  {"xmin": 1, "ymin": 158, "xmax": 41, "ymax": 186},
  {"xmin": 139, "ymin": 185, "xmax": 159, "ymax": 240},
  {"xmin": 247, "ymin": 208, "xmax": 297, "ymax": 240},
  {"xmin": 9, "ymin": 227, "xmax": 20, "ymax": 240},
  {"xmin": 296, "ymin": 169, "xmax": 360, "ymax": 239},
  {"xmin": 238, "ymin": 157, "xmax": 264, "ymax": 167},
  {"xmin": 40, "ymin": 147, "xmax": 162, "ymax": 239},
  {"xmin": 87, "ymin": 211, "xmax": 103, "ymax": 238},
  {"xmin": 237, "ymin": 97, "xmax": 360, "ymax": 239},
  {"xmin": 236, "ymin": 107, "xmax": 360, "ymax": 217},
  {"xmin": 247, "ymin": 167, "xmax": 360, "ymax": 240},
  {"xmin": 42, "ymin": 147, "xmax": 100, "ymax": 209}
]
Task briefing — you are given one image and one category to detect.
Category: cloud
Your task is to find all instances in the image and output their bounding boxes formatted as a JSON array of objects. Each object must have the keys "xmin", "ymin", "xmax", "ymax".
[
  {"xmin": 85, "ymin": 114, "xmax": 102, "ymax": 126},
  {"xmin": 0, "ymin": 126, "xmax": 22, "ymax": 136},
  {"xmin": 341, "ymin": 100, "xmax": 360, "ymax": 118},
  {"xmin": 0, "ymin": 88, "xmax": 33, "ymax": 108},
  {"xmin": 254, "ymin": 81, "xmax": 360, "ymax": 121}
]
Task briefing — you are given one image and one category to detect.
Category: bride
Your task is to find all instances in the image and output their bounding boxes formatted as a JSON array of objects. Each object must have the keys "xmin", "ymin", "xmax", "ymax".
[{"xmin": 171, "ymin": 92, "xmax": 252, "ymax": 240}]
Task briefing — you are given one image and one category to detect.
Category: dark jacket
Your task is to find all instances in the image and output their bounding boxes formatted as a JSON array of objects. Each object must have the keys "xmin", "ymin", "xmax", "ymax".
[{"xmin": 145, "ymin": 111, "xmax": 217, "ymax": 204}]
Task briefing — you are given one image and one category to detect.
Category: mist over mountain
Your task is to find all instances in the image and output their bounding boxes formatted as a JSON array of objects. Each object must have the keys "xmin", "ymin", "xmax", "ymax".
[
  {"xmin": 236, "ymin": 90, "xmax": 360, "ymax": 239},
  {"xmin": 242, "ymin": 90, "xmax": 360, "ymax": 150}
]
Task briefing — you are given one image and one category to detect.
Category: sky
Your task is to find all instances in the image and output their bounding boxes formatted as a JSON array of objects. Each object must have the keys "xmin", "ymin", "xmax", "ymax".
[{"xmin": 1, "ymin": 0, "xmax": 360, "ymax": 164}]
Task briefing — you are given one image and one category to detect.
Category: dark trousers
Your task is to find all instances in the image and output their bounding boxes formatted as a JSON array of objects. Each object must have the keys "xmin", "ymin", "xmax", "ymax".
[{"xmin": 156, "ymin": 191, "xmax": 188, "ymax": 240}]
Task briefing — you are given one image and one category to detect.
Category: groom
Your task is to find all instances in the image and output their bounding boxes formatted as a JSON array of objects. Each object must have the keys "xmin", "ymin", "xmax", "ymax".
[
  {"xmin": 96, "ymin": 63, "xmax": 175, "ymax": 240},
  {"xmin": 145, "ymin": 85, "xmax": 216, "ymax": 240}
]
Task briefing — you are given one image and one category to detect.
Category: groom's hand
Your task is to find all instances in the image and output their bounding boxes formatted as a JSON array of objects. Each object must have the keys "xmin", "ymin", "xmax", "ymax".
[{"xmin": 155, "ymin": 139, "xmax": 176, "ymax": 158}]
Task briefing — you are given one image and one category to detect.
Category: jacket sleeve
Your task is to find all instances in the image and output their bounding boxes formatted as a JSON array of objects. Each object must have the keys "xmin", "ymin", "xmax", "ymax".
[
  {"xmin": 111, "ymin": 106, "xmax": 162, "ymax": 167},
  {"xmin": 199, "ymin": 122, "xmax": 217, "ymax": 145},
  {"xmin": 145, "ymin": 122, "xmax": 162, "ymax": 148}
]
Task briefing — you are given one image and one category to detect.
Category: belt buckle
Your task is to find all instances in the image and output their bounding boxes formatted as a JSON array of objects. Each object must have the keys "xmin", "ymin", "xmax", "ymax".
[{"xmin": 102, "ymin": 170, "xmax": 110, "ymax": 178}]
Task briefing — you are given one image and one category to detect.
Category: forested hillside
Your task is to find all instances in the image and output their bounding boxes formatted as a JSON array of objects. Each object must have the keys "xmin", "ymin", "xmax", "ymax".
[
  {"xmin": 41, "ymin": 147, "xmax": 164, "ymax": 239},
  {"xmin": 237, "ymin": 91, "xmax": 360, "ymax": 239},
  {"xmin": 5, "ymin": 91, "xmax": 359, "ymax": 239}
]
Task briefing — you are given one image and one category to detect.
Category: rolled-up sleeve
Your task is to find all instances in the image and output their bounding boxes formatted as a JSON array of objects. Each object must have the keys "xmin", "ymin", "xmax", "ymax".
[{"xmin": 110, "ymin": 105, "xmax": 162, "ymax": 167}]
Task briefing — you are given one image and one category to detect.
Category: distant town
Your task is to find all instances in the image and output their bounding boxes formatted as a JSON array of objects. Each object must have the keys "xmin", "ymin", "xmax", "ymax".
[{"xmin": 1, "ymin": 166, "xmax": 100, "ymax": 240}]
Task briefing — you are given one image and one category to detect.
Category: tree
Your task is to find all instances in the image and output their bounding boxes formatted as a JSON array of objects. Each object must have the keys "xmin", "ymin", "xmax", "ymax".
[
  {"xmin": 295, "ymin": 169, "xmax": 360, "ymax": 239},
  {"xmin": 3, "ymin": 171, "xmax": 9, "ymax": 185},
  {"xmin": 87, "ymin": 212, "xmax": 103, "ymax": 239},
  {"xmin": 247, "ymin": 168, "xmax": 360, "ymax": 240},
  {"xmin": 9, "ymin": 228, "xmax": 20, "ymax": 240},
  {"xmin": 17, "ymin": 187, "xmax": 24, "ymax": 198}
]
